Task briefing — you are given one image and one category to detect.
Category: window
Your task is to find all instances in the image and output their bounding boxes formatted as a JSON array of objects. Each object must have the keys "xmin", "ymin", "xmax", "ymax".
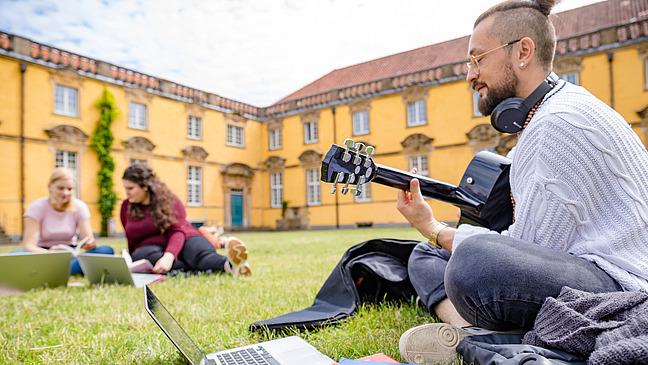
[
  {"xmin": 226, "ymin": 125, "xmax": 245, "ymax": 147},
  {"xmin": 561, "ymin": 72, "xmax": 579, "ymax": 85},
  {"xmin": 409, "ymin": 155, "xmax": 429, "ymax": 176},
  {"xmin": 54, "ymin": 85, "xmax": 78, "ymax": 117},
  {"xmin": 187, "ymin": 116, "xmax": 202, "ymax": 140},
  {"xmin": 269, "ymin": 129, "xmax": 282, "ymax": 150},
  {"xmin": 129, "ymin": 102, "xmax": 147, "ymax": 130},
  {"xmin": 354, "ymin": 182, "xmax": 372, "ymax": 203},
  {"xmin": 270, "ymin": 172, "xmax": 283, "ymax": 208},
  {"xmin": 306, "ymin": 168, "xmax": 321, "ymax": 206},
  {"xmin": 472, "ymin": 91, "xmax": 483, "ymax": 117},
  {"xmin": 352, "ymin": 111, "xmax": 370, "ymax": 135},
  {"xmin": 304, "ymin": 121, "xmax": 318, "ymax": 144},
  {"xmin": 407, "ymin": 100, "xmax": 427, "ymax": 126},
  {"xmin": 187, "ymin": 166, "xmax": 202, "ymax": 207}
]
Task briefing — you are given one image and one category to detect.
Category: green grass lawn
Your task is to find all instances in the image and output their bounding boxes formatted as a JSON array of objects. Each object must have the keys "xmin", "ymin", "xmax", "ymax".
[{"xmin": 0, "ymin": 228, "xmax": 442, "ymax": 364}]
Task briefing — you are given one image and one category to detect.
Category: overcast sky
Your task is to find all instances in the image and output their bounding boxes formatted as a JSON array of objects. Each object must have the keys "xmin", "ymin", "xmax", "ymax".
[{"xmin": 0, "ymin": 0, "xmax": 603, "ymax": 106}]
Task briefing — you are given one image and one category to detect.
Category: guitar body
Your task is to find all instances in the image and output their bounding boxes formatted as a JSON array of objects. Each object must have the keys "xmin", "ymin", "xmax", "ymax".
[{"xmin": 321, "ymin": 142, "xmax": 513, "ymax": 232}]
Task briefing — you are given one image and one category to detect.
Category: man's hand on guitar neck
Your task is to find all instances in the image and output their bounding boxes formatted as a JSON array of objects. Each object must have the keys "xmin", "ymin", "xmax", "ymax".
[{"xmin": 396, "ymin": 168, "xmax": 456, "ymax": 252}]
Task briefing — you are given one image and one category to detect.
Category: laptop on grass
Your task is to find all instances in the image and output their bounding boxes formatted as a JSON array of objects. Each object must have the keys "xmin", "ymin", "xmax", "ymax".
[
  {"xmin": 78, "ymin": 253, "xmax": 164, "ymax": 288},
  {"xmin": 144, "ymin": 286, "xmax": 336, "ymax": 365},
  {"xmin": 0, "ymin": 251, "xmax": 71, "ymax": 295}
]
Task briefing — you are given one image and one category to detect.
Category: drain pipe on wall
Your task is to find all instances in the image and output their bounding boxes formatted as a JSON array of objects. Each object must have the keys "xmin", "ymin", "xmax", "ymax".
[
  {"xmin": 20, "ymin": 62, "xmax": 27, "ymax": 233},
  {"xmin": 331, "ymin": 107, "xmax": 340, "ymax": 229},
  {"xmin": 607, "ymin": 52, "xmax": 615, "ymax": 109}
]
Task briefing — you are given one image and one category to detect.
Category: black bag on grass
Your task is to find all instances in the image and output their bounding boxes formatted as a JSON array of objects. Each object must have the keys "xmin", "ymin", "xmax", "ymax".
[{"xmin": 249, "ymin": 238, "xmax": 419, "ymax": 331}]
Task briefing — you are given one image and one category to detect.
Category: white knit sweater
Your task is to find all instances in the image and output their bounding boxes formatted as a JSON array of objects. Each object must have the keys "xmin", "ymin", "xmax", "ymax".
[{"xmin": 453, "ymin": 80, "xmax": 648, "ymax": 291}]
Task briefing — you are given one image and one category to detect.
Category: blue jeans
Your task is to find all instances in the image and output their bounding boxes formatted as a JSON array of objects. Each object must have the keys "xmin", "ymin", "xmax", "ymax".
[
  {"xmin": 11, "ymin": 245, "xmax": 115, "ymax": 275},
  {"xmin": 407, "ymin": 234, "xmax": 622, "ymax": 331}
]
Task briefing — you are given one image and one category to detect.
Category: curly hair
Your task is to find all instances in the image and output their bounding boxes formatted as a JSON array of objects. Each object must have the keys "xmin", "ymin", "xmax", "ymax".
[
  {"xmin": 122, "ymin": 163, "xmax": 176, "ymax": 233},
  {"xmin": 474, "ymin": 0, "xmax": 561, "ymax": 73}
]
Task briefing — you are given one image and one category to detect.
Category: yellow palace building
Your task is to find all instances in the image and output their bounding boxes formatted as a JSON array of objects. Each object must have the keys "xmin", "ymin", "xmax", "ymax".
[{"xmin": 1, "ymin": 0, "xmax": 647, "ymax": 240}]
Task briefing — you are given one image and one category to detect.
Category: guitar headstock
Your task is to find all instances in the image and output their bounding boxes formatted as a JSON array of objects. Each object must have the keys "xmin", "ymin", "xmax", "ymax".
[{"xmin": 321, "ymin": 138, "xmax": 377, "ymax": 196}]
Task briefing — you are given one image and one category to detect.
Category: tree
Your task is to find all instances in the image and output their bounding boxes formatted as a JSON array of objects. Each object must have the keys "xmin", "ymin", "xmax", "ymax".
[{"xmin": 90, "ymin": 88, "xmax": 118, "ymax": 236}]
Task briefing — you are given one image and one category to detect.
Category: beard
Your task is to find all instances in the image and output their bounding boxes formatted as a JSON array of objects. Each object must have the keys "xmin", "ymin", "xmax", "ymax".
[{"xmin": 476, "ymin": 60, "xmax": 519, "ymax": 116}]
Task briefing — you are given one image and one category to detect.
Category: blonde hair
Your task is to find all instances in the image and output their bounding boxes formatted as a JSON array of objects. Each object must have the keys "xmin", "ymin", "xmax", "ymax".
[{"xmin": 48, "ymin": 167, "xmax": 77, "ymax": 211}]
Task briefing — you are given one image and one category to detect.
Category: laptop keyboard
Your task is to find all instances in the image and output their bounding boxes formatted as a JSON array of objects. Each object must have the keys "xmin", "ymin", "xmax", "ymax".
[{"xmin": 215, "ymin": 346, "xmax": 280, "ymax": 365}]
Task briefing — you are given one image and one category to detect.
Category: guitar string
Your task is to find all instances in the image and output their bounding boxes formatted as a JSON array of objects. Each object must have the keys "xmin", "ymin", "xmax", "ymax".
[{"xmin": 510, "ymin": 100, "xmax": 542, "ymax": 224}]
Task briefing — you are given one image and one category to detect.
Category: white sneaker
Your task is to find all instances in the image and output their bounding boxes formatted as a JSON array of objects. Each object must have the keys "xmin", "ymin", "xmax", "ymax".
[
  {"xmin": 225, "ymin": 237, "xmax": 251, "ymax": 278},
  {"xmin": 399, "ymin": 323, "xmax": 474, "ymax": 364}
]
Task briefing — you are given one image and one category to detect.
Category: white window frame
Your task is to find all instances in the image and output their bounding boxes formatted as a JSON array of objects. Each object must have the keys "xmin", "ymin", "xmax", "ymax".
[
  {"xmin": 409, "ymin": 155, "xmax": 429, "ymax": 176},
  {"xmin": 306, "ymin": 168, "xmax": 321, "ymax": 206},
  {"xmin": 304, "ymin": 121, "xmax": 318, "ymax": 144},
  {"xmin": 472, "ymin": 90, "xmax": 483, "ymax": 117},
  {"xmin": 54, "ymin": 85, "xmax": 78, "ymax": 117},
  {"xmin": 561, "ymin": 72, "xmax": 579, "ymax": 85},
  {"xmin": 55, "ymin": 150, "xmax": 79, "ymax": 197},
  {"xmin": 128, "ymin": 102, "xmax": 147, "ymax": 130},
  {"xmin": 354, "ymin": 182, "xmax": 372, "ymax": 203},
  {"xmin": 187, "ymin": 166, "xmax": 202, "ymax": 207},
  {"xmin": 352, "ymin": 111, "xmax": 370, "ymax": 135},
  {"xmin": 407, "ymin": 100, "xmax": 427, "ymax": 127},
  {"xmin": 270, "ymin": 172, "xmax": 283, "ymax": 208},
  {"xmin": 269, "ymin": 129, "xmax": 282, "ymax": 150},
  {"xmin": 226, "ymin": 125, "xmax": 245, "ymax": 147},
  {"xmin": 187, "ymin": 116, "xmax": 202, "ymax": 140}
]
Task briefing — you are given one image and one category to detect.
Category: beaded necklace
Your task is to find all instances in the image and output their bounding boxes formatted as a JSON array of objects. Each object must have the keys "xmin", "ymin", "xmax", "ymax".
[{"xmin": 510, "ymin": 100, "xmax": 542, "ymax": 223}]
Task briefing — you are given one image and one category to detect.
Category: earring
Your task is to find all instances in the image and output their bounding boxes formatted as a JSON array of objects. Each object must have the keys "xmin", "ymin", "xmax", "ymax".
[{"xmin": 520, "ymin": 62, "xmax": 525, "ymax": 67}]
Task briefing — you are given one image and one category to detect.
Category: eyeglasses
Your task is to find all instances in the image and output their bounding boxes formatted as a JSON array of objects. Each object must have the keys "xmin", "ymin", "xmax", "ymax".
[{"xmin": 466, "ymin": 39, "xmax": 521, "ymax": 75}]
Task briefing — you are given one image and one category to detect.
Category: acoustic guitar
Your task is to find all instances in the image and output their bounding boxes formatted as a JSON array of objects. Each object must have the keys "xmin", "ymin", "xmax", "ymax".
[{"xmin": 320, "ymin": 139, "xmax": 513, "ymax": 232}]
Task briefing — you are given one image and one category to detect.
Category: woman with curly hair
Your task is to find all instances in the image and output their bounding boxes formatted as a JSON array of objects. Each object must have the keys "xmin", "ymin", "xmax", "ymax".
[{"xmin": 120, "ymin": 163, "xmax": 250, "ymax": 277}]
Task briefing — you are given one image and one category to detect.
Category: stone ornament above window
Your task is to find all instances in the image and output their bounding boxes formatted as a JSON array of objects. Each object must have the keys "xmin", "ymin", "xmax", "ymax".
[
  {"xmin": 401, "ymin": 133, "xmax": 433, "ymax": 153},
  {"xmin": 184, "ymin": 102, "xmax": 206, "ymax": 118},
  {"xmin": 300, "ymin": 110, "xmax": 320, "ymax": 125},
  {"xmin": 348, "ymin": 99, "xmax": 372, "ymax": 114},
  {"xmin": 45, "ymin": 125, "xmax": 88, "ymax": 145},
  {"xmin": 265, "ymin": 156, "xmax": 286, "ymax": 170},
  {"xmin": 122, "ymin": 136, "xmax": 156, "ymax": 153},
  {"xmin": 181, "ymin": 146, "xmax": 208, "ymax": 161},
  {"xmin": 224, "ymin": 113, "xmax": 247, "ymax": 127},
  {"xmin": 298, "ymin": 150, "xmax": 322, "ymax": 166},
  {"xmin": 267, "ymin": 118, "xmax": 283, "ymax": 130},
  {"xmin": 400, "ymin": 85, "xmax": 429, "ymax": 104}
]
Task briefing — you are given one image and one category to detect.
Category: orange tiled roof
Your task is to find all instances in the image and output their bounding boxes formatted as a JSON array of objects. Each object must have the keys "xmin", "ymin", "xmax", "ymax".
[{"xmin": 277, "ymin": 0, "xmax": 648, "ymax": 104}]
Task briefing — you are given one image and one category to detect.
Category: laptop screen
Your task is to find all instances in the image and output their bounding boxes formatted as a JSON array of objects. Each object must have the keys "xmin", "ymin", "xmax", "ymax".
[{"xmin": 144, "ymin": 286, "xmax": 208, "ymax": 365}]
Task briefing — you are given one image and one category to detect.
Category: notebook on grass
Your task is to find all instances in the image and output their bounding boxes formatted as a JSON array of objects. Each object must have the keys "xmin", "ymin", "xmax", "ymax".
[
  {"xmin": 78, "ymin": 253, "xmax": 164, "ymax": 288},
  {"xmin": 0, "ymin": 251, "xmax": 72, "ymax": 295},
  {"xmin": 144, "ymin": 285, "xmax": 336, "ymax": 365}
]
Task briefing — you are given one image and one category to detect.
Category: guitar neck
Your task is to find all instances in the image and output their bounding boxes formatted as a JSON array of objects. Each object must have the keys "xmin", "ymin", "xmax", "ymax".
[{"xmin": 372, "ymin": 163, "xmax": 482, "ymax": 211}]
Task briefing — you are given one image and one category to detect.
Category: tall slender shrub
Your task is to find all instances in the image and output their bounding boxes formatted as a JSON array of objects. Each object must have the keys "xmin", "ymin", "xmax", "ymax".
[{"xmin": 90, "ymin": 88, "xmax": 118, "ymax": 236}]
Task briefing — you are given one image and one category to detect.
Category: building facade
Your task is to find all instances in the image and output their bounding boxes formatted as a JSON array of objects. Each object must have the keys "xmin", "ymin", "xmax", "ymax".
[{"xmin": 1, "ymin": 0, "xmax": 647, "ymax": 240}]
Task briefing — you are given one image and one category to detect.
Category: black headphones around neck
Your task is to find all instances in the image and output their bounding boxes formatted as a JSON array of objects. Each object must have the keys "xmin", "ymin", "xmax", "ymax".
[{"xmin": 490, "ymin": 72, "xmax": 559, "ymax": 134}]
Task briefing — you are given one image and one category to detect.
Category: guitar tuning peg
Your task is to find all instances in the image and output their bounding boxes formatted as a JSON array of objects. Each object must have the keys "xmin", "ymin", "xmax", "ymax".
[
  {"xmin": 341, "ymin": 173, "xmax": 355, "ymax": 195},
  {"xmin": 350, "ymin": 176, "xmax": 366, "ymax": 196},
  {"xmin": 353, "ymin": 142, "xmax": 365, "ymax": 164},
  {"xmin": 364, "ymin": 146, "xmax": 375, "ymax": 168},
  {"xmin": 330, "ymin": 172, "xmax": 343, "ymax": 194},
  {"xmin": 342, "ymin": 139, "xmax": 355, "ymax": 163}
]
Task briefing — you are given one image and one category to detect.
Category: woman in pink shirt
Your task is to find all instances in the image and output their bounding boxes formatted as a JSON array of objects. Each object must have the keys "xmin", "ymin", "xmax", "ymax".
[
  {"xmin": 19, "ymin": 167, "xmax": 114, "ymax": 274},
  {"xmin": 120, "ymin": 163, "xmax": 250, "ymax": 277}
]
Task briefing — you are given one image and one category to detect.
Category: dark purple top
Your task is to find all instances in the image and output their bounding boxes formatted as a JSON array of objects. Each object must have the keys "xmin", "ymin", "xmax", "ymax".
[{"xmin": 120, "ymin": 195, "xmax": 200, "ymax": 258}]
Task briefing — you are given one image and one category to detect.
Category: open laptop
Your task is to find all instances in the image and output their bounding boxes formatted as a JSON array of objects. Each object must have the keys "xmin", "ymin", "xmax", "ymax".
[
  {"xmin": 144, "ymin": 286, "xmax": 336, "ymax": 365},
  {"xmin": 0, "ymin": 251, "xmax": 71, "ymax": 294},
  {"xmin": 78, "ymin": 253, "xmax": 164, "ymax": 288}
]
